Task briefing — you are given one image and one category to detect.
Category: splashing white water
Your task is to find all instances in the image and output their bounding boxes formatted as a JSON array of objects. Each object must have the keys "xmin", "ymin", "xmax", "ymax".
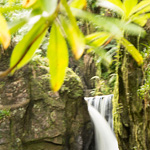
[
  {"xmin": 85, "ymin": 95, "xmax": 113, "ymax": 129},
  {"xmin": 85, "ymin": 95, "xmax": 119, "ymax": 150}
]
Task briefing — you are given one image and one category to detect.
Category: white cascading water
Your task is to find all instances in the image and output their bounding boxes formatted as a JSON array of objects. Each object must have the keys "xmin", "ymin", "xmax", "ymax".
[{"xmin": 85, "ymin": 95, "xmax": 119, "ymax": 150}]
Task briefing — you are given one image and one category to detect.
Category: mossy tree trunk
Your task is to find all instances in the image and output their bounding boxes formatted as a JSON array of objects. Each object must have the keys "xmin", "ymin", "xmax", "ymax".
[{"xmin": 113, "ymin": 43, "xmax": 150, "ymax": 150}]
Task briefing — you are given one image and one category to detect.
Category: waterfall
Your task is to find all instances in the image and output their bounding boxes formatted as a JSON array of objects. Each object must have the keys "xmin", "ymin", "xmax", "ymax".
[{"xmin": 85, "ymin": 95, "xmax": 119, "ymax": 150}]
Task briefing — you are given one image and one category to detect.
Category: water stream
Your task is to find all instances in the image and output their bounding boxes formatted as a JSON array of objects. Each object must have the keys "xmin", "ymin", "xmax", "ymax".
[{"xmin": 85, "ymin": 95, "xmax": 119, "ymax": 150}]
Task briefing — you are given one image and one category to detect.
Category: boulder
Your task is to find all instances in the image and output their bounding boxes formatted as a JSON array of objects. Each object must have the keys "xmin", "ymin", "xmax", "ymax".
[{"xmin": 0, "ymin": 55, "xmax": 92, "ymax": 150}]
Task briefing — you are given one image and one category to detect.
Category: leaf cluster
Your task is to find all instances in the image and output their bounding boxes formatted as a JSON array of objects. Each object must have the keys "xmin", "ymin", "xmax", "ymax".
[{"xmin": 0, "ymin": 0, "xmax": 149, "ymax": 91}]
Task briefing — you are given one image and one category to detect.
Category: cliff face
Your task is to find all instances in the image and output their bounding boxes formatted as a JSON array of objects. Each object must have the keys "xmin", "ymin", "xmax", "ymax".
[{"xmin": 0, "ymin": 54, "xmax": 92, "ymax": 150}]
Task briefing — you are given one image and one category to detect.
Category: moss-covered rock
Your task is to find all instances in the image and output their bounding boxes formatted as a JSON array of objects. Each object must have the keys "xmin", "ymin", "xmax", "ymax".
[
  {"xmin": 113, "ymin": 50, "xmax": 150, "ymax": 150},
  {"xmin": 0, "ymin": 55, "xmax": 92, "ymax": 150}
]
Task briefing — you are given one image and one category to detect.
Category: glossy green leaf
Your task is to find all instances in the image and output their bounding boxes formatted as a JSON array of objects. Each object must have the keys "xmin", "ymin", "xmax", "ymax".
[
  {"xmin": 123, "ymin": 0, "xmax": 138, "ymax": 18},
  {"xmin": 121, "ymin": 38, "xmax": 143, "ymax": 65},
  {"xmin": 0, "ymin": 13, "xmax": 11, "ymax": 49},
  {"xmin": 70, "ymin": 0, "xmax": 87, "ymax": 9},
  {"xmin": 90, "ymin": 35, "xmax": 111, "ymax": 47},
  {"xmin": 8, "ymin": 0, "xmax": 15, "ymax": 3},
  {"xmin": 86, "ymin": 32, "xmax": 111, "ymax": 47},
  {"xmin": 61, "ymin": 2, "xmax": 85, "ymax": 59},
  {"xmin": 97, "ymin": 0, "xmax": 124, "ymax": 16},
  {"xmin": 85, "ymin": 32, "xmax": 110, "ymax": 43},
  {"xmin": 121, "ymin": 23, "xmax": 146, "ymax": 37},
  {"xmin": 8, "ymin": 18, "xmax": 27, "ymax": 34},
  {"xmin": 62, "ymin": 0, "xmax": 80, "ymax": 32},
  {"xmin": 132, "ymin": 13, "xmax": 150, "ymax": 26},
  {"xmin": 47, "ymin": 23, "xmax": 68, "ymax": 92},
  {"xmin": 23, "ymin": 0, "xmax": 37, "ymax": 8},
  {"xmin": 134, "ymin": 5, "xmax": 150, "ymax": 16},
  {"xmin": 108, "ymin": 0, "xmax": 124, "ymax": 9},
  {"xmin": 71, "ymin": 8, "xmax": 146, "ymax": 38},
  {"xmin": 10, "ymin": 16, "xmax": 48, "ymax": 73},
  {"xmin": 130, "ymin": 0, "xmax": 150, "ymax": 16},
  {"xmin": 30, "ymin": 8, "xmax": 43, "ymax": 16},
  {"xmin": 0, "ymin": 5, "xmax": 22, "ymax": 13},
  {"xmin": 60, "ymin": 16, "xmax": 85, "ymax": 60},
  {"xmin": 72, "ymin": 8, "xmax": 123, "ymax": 37},
  {"xmin": 39, "ymin": 0, "xmax": 57, "ymax": 14},
  {"xmin": 16, "ymin": 30, "xmax": 47, "ymax": 70}
]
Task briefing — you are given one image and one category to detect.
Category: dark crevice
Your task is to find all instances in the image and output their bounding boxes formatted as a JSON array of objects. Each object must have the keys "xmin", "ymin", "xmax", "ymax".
[
  {"xmin": 22, "ymin": 100, "xmax": 33, "ymax": 134},
  {"xmin": 22, "ymin": 69, "xmax": 34, "ymax": 137},
  {"xmin": 82, "ymin": 123, "xmax": 95, "ymax": 150},
  {"xmin": 22, "ymin": 139, "xmax": 63, "ymax": 146}
]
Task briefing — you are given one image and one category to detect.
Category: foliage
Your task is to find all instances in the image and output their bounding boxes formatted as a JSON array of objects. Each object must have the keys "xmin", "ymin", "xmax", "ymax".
[
  {"xmin": 138, "ymin": 44, "xmax": 150, "ymax": 99},
  {"xmin": 0, "ymin": 110, "xmax": 10, "ymax": 121},
  {"xmin": 90, "ymin": 72, "xmax": 116, "ymax": 96},
  {"xmin": 0, "ymin": 0, "xmax": 148, "ymax": 91},
  {"xmin": 86, "ymin": 0, "xmax": 150, "ymax": 66},
  {"xmin": 47, "ymin": 23, "xmax": 68, "ymax": 91},
  {"xmin": 87, "ymin": 0, "xmax": 97, "ymax": 10},
  {"xmin": 91, "ymin": 0, "xmax": 150, "ymax": 99},
  {"xmin": 97, "ymin": 0, "xmax": 150, "ymax": 26},
  {"xmin": 0, "ymin": 13, "xmax": 10, "ymax": 49}
]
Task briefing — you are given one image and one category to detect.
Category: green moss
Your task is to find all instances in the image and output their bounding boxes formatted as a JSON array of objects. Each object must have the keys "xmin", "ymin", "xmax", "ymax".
[
  {"xmin": 0, "ymin": 110, "xmax": 10, "ymax": 120},
  {"xmin": 0, "ymin": 81, "xmax": 5, "ymax": 89},
  {"xmin": 60, "ymin": 68, "xmax": 83, "ymax": 99},
  {"xmin": 113, "ymin": 73, "xmax": 121, "ymax": 137}
]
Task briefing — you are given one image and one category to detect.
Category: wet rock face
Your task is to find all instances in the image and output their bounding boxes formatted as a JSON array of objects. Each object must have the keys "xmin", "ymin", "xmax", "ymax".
[{"xmin": 0, "ymin": 55, "xmax": 92, "ymax": 150}]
